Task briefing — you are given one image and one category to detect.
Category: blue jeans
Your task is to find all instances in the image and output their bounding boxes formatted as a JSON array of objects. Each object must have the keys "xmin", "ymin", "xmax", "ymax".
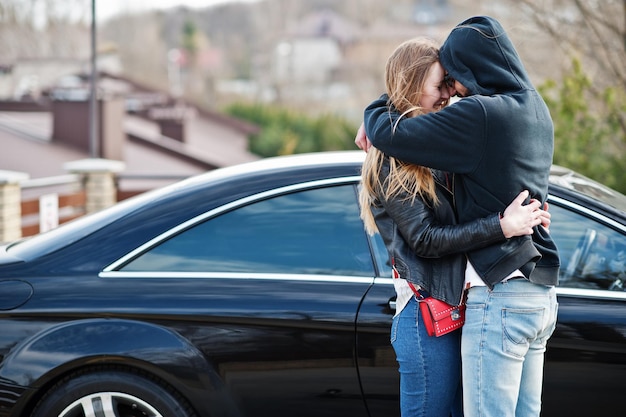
[
  {"xmin": 461, "ymin": 279, "xmax": 558, "ymax": 417},
  {"xmin": 391, "ymin": 296, "xmax": 464, "ymax": 417}
]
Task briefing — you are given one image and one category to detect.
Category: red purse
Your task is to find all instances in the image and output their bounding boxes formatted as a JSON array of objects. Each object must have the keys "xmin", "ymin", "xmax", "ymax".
[
  {"xmin": 408, "ymin": 282, "xmax": 466, "ymax": 337},
  {"xmin": 392, "ymin": 263, "xmax": 465, "ymax": 337}
]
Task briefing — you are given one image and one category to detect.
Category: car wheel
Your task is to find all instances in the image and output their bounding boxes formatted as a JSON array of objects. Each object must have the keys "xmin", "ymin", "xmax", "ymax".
[{"xmin": 31, "ymin": 368, "xmax": 196, "ymax": 417}]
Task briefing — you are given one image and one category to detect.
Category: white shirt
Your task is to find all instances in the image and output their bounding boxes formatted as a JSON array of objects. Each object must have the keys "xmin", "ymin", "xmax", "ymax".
[
  {"xmin": 393, "ymin": 277, "xmax": 416, "ymax": 317},
  {"xmin": 464, "ymin": 260, "xmax": 524, "ymax": 288}
]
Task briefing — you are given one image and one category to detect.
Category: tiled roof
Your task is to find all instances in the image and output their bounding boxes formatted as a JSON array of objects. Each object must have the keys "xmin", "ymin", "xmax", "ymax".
[{"xmin": 0, "ymin": 105, "xmax": 259, "ymax": 185}]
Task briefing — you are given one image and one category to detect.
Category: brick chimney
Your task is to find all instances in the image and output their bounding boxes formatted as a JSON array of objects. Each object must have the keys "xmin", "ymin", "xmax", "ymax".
[
  {"xmin": 148, "ymin": 103, "xmax": 196, "ymax": 143},
  {"xmin": 51, "ymin": 97, "xmax": 125, "ymax": 160}
]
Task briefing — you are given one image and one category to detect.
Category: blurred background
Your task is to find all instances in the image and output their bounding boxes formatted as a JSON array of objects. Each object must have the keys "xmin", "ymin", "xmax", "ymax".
[{"xmin": 0, "ymin": 0, "xmax": 624, "ymax": 193}]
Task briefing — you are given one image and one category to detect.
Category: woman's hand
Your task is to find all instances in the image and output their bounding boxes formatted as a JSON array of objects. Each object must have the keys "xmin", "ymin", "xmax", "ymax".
[
  {"xmin": 354, "ymin": 122, "xmax": 373, "ymax": 152},
  {"xmin": 500, "ymin": 190, "xmax": 551, "ymax": 238}
]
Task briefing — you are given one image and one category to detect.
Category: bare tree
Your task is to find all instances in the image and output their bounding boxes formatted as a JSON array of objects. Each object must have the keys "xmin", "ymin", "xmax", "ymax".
[
  {"xmin": 99, "ymin": 12, "xmax": 170, "ymax": 90},
  {"xmin": 0, "ymin": 0, "xmax": 89, "ymax": 60},
  {"xmin": 516, "ymin": 0, "xmax": 625, "ymax": 92}
]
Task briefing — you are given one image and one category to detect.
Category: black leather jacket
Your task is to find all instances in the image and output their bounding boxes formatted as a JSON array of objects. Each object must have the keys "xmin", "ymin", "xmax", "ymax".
[{"xmin": 370, "ymin": 159, "xmax": 506, "ymax": 305}]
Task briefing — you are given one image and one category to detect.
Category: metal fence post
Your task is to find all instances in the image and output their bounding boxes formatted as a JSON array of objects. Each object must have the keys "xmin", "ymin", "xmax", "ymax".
[
  {"xmin": 0, "ymin": 170, "xmax": 29, "ymax": 243},
  {"xmin": 63, "ymin": 159, "xmax": 125, "ymax": 214}
]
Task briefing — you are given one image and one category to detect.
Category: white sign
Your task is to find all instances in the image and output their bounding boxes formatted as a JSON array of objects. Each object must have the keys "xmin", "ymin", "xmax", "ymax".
[{"xmin": 39, "ymin": 193, "xmax": 59, "ymax": 233}]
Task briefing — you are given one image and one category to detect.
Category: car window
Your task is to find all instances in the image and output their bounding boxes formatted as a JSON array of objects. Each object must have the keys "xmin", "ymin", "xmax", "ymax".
[
  {"xmin": 121, "ymin": 185, "xmax": 376, "ymax": 276},
  {"xmin": 370, "ymin": 232, "xmax": 393, "ymax": 278},
  {"xmin": 550, "ymin": 204, "xmax": 626, "ymax": 291}
]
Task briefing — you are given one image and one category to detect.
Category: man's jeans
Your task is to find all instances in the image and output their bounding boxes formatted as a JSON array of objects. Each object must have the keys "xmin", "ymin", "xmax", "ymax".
[
  {"xmin": 461, "ymin": 279, "xmax": 558, "ymax": 417},
  {"xmin": 391, "ymin": 296, "xmax": 464, "ymax": 417}
]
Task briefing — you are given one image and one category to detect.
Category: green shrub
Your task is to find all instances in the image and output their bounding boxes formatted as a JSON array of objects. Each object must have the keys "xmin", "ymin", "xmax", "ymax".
[
  {"xmin": 539, "ymin": 58, "xmax": 626, "ymax": 193},
  {"xmin": 224, "ymin": 102, "xmax": 358, "ymax": 157}
]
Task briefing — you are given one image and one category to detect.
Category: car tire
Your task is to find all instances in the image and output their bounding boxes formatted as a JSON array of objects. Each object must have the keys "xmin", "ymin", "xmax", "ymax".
[{"xmin": 30, "ymin": 367, "xmax": 196, "ymax": 417}]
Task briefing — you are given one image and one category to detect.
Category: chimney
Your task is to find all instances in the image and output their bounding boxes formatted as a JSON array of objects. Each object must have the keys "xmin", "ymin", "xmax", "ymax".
[
  {"xmin": 51, "ymin": 96, "xmax": 125, "ymax": 160},
  {"xmin": 148, "ymin": 103, "xmax": 196, "ymax": 143}
]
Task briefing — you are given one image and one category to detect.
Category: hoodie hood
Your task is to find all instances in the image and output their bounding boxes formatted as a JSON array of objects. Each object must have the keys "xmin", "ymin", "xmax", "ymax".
[{"xmin": 439, "ymin": 16, "xmax": 532, "ymax": 96}]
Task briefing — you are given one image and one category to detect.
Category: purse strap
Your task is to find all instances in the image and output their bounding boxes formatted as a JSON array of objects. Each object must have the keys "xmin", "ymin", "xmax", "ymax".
[{"xmin": 407, "ymin": 281, "xmax": 426, "ymax": 300}]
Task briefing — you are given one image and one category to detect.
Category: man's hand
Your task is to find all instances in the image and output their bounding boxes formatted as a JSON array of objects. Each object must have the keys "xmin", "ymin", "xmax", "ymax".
[
  {"xmin": 354, "ymin": 122, "xmax": 372, "ymax": 152},
  {"xmin": 527, "ymin": 199, "xmax": 551, "ymax": 231},
  {"xmin": 500, "ymin": 190, "xmax": 551, "ymax": 238}
]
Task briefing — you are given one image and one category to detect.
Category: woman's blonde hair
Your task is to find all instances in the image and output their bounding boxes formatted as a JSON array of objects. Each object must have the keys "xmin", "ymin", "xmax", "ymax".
[{"xmin": 360, "ymin": 37, "xmax": 446, "ymax": 235}]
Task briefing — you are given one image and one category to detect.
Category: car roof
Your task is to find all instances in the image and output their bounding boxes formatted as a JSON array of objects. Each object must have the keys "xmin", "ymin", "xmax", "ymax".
[
  {"xmin": 1, "ymin": 152, "xmax": 366, "ymax": 264},
  {"xmin": 549, "ymin": 165, "xmax": 626, "ymax": 214},
  {"xmin": 3, "ymin": 151, "xmax": 625, "ymax": 265}
]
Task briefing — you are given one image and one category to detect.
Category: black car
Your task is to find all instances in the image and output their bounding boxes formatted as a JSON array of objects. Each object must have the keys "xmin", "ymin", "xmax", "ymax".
[{"xmin": 0, "ymin": 151, "xmax": 624, "ymax": 417}]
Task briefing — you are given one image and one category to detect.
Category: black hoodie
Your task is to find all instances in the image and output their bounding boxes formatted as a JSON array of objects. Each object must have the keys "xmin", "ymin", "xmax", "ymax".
[{"xmin": 364, "ymin": 16, "xmax": 560, "ymax": 288}]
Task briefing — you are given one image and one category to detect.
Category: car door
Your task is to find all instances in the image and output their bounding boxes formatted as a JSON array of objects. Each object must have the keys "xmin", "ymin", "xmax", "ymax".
[
  {"xmin": 355, "ymin": 232, "xmax": 400, "ymax": 417},
  {"xmin": 541, "ymin": 198, "xmax": 626, "ymax": 417},
  {"xmin": 109, "ymin": 180, "xmax": 379, "ymax": 417}
]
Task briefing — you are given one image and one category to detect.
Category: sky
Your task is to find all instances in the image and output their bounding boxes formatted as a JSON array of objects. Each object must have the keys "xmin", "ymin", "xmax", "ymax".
[{"xmin": 96, "ymin": 0, "xmax": 259, "ymax": 22}]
